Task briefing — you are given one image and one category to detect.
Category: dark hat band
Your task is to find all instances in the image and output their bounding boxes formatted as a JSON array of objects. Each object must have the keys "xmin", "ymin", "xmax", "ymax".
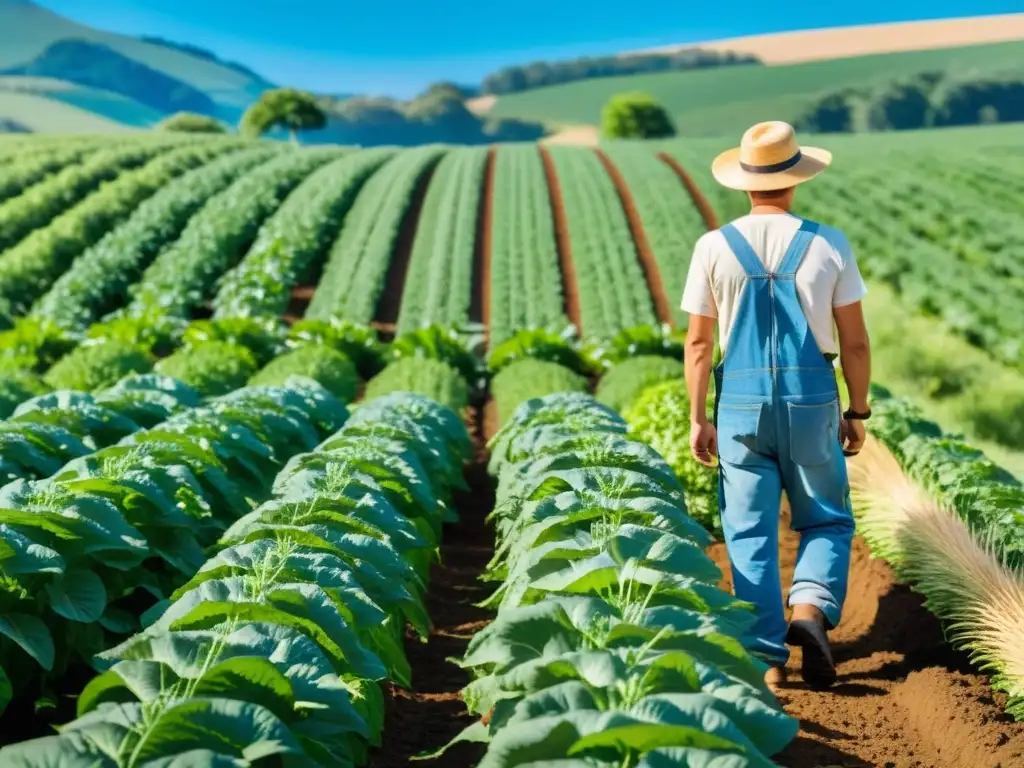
[{"xmin": 740, "ymin": 150, "xmax": 802, "ymax": 174}]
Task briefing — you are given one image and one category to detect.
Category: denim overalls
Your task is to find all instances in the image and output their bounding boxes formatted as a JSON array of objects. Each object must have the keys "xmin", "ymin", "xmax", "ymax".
[{"xmin": 713, "ymin": 218, "xmax": 856, "ymax": 666}]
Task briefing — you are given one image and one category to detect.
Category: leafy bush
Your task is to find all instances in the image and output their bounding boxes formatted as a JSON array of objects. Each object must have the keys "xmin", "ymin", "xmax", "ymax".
[
  {"xmin": 155, "ymin": 341, "xmax": 258, "ymax": 396},
  {"xmin": 287, "ymin": 318, "xmax": 386, "ymax": 379},
  {"xmin": 491, "ymin": 359, "xmax": 587, "ymax": 425},
  {"xmin": 183, "ymin": 317, "xmax": 287, "ymax": 366},
  {"xmin": 43, "ymin": 341, "xmax": 152, "ymax": 392},
  {"xmin": 0, "ymin": 318, "xmax": 79, "ymax": 373},
  {"xmin": 365, "ymin": 358, "xmax": 469, "ymax": 413},
  {"xmin": 583, "ymin": 323, "xmax": 685, "ymax": 371},
  {"xmin": 157, "ymin": 111, "xmax": 228, "ymax": 133},
  {"xmin": 0, "ymin": 372, "xmax": 50, "ymax": 418},
  {"xmin": 487, "ymin": 327, "xmax": 591, "ymax": 376},
  {"xmin": 625, "ymin": 379, "xmax": 719, "ymax": 533},
  {"xmin": 601, "ymin": 92, "xmax": 676, "ymax": 139},
  {"xmin": 596, "ymin": 354, "xmax": 682, "ymax": 413},
  {"xmin": 250, "ymin": 345, "xmax": 359, "ymax": 404},
  {"xmin": 388, "ymin": 326, "xmax": 483, "ymax": 392},
  {"xmin": 86, "ymin": 310, "xmax": 188, "ymax": 358}
]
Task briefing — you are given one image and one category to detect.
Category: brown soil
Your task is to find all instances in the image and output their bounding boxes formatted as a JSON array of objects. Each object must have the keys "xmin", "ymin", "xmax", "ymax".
[
  {"xmin": 594, "ymin": 148, "xmax": 673, "ymax": 326},
  {"xmin": 657, "ymin": 152, "xmax": 721, "ymax": 229},
  {"xmin": 369, "ymin": 404, "xmax": 496, "ymax": 768},
  {"xmin": 470, "ymin": 147, "xmax": 495, "ymax": 343},
  {"xmin": 710, "ymin": 512, "xmax": 1024, "ymax": 768},
  {"xmin": 373, "ymin": 162, "xmax": 439, "ymax": 330},
  {"xmin": 538, "ymin": 145, "xmax": 583, "ymax": 334}
]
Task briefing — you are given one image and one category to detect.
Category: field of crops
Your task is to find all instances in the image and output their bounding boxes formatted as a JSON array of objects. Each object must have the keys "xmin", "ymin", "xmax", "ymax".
[{"xmin": 0, "ymin": 129, "xmax": 1022, "ymax": 766}]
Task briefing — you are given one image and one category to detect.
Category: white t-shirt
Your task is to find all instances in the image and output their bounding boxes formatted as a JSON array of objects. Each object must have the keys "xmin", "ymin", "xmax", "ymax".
[{"xmin": 680, "ymin": 213, "xmax": 867, "ymax": 356}]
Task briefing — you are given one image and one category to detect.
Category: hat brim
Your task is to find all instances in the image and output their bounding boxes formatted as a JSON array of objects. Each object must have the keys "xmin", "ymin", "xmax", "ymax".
[{"xmin": 711, "ymin": 145, "xmax": 832, "ymax": 192}]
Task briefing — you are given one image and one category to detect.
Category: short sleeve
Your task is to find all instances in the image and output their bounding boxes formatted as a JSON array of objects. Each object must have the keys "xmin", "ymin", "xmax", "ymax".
[
  {"xmin": 681, "ymin": 236, "xmax": 717, "ymax": 318},
  {"xmin": 831, "ymin": 232, "xmax": 867, "ymax": 308}
]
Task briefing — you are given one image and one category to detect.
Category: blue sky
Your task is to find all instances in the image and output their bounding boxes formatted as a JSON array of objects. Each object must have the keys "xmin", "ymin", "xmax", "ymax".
[{"xmin": 40, "ymin": 1, "xmax": 1021, "ymax": 97}]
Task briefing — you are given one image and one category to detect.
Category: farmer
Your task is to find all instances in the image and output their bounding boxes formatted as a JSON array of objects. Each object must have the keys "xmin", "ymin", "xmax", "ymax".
[{"xmin": 681, "ymin": 121, "xmax": 871, "ymax": 692}]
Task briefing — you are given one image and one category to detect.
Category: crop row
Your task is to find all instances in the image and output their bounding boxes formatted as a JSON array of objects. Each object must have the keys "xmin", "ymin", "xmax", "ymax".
[
  {"xmin": 0, "ymin": 390, "xmax": 470, "ymax": 766},
  {"xmin": 0, "ymin": 137, "xmax": 190, "ymax": 254},
  {"xmin": 545, "ymin": 146, "xmax": 656, "ymax": 338},
  {"xmin": 488, "ymin": 145, "xmax": 567, "ymax": 347},
  {"xmin": 307, "ymin": 145, "xmax": 447, "ymax": 323},
  {"xmin": 212, "ymin": 149, "xmax": 395, "ymax": 319},
  {"xmin": 0, "ymin": 375, "xmax": 348, "ymax": 722},
  {"xmin": 438, "ymin": 390, "xmax": 795, "ymax": 766},
  {"xmin": 29, "ymin": 147, "xmax": 281, "ymax": 329},
  {"xmin": 0, "ymin": 142, "xmax": 246, "ymax": 315},
  {"xmin": 0, "ymin": 139, "xmax": 106, "ymax": 203},
  {"xmin": 659, "ymin": 140, "xmax": 1024, "ymax": 369},
  {"xmin": 124, "ymin": 147, "xmax": 345, "ymax": 318},
  {"xmin": 396, "ymin": 147, "xmax": 488, "ymax": 335},
  {"xmin": 600, "ymin": 145, "xmax": 706, "ymax": 327}
]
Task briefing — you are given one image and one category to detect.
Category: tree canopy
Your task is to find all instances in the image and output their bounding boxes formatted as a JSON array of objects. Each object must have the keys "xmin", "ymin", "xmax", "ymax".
[
  {"xmin": 601, "ymin": 92, "xmax": 676, "ymax": 139},
  {"xmin": 240, "ymin": 88, "xmax": 327, "ymax": 143},
  {"xmin": 157, "ymin": 111, "xmax": 227, "ymax": 133}
]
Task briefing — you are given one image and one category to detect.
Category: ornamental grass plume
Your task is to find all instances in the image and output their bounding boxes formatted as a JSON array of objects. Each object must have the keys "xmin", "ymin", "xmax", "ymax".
[{"xmin": 848, "ymin": 435, "xmax": 1024, "ymax": 720}]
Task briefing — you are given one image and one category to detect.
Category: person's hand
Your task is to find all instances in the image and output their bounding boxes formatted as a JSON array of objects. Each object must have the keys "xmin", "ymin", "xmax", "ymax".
[
  {"xmin": 840, "ymin": 417, "xmax": 866, "ymax": 457},
  {"xmin": 690, "ymin": 420, "xmax": 718, "ymax": 467}
]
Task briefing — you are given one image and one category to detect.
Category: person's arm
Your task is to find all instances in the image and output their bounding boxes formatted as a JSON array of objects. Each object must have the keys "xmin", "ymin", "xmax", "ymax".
[
  {"xmin": 685, "ymin": 315, "xmax": 716, "ymax": 424},
  {"xmin": 834, "ymin": 302, "xmax": 870, "ymax": 412}
]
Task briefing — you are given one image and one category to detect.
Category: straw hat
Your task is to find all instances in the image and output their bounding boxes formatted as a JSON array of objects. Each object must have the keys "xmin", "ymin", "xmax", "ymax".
[{"xmin": 712, "ymin": 121, "xmax": 831, "ymax": 192}]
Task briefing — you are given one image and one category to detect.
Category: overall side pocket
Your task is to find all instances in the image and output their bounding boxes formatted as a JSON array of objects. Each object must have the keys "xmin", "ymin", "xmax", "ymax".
[{"xmin": 787, "ymin": 399, "xmax": 839, "ymax": 466}]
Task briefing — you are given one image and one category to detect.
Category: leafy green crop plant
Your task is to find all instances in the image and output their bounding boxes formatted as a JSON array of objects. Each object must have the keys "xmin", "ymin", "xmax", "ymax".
[
  {"xmin": 0, "ymin": 377, "xmax": 345, "ymax": 719},
  {"xmin": 431, "ymin": 392, "xmax": 797, "ymax": 766},
  {"xmin": 0, "ymin": 391, "xmax": 469, "ymax": 765}
]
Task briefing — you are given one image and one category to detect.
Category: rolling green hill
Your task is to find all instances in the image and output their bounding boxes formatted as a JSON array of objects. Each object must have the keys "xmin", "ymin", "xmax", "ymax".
[
  {"xmin": 0, "ymin": 88, "xmax": 140, "ymax": 132},
  {"xmin": 0, "ymin": 0, "xmax": 273, "ymax": 110},
  {"xmin": 487, "ymin": 40, "xmax": 1024, "ymax": 135},
  {"xmin": 0, "ymin": 75, "xmax": 163, "ymax": 127}
]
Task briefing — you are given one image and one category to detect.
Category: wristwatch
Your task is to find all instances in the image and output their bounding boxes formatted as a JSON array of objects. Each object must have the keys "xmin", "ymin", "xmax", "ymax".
[{"xmin": 843, "ymin": 407, "xmax": 872, "ymax": 421}]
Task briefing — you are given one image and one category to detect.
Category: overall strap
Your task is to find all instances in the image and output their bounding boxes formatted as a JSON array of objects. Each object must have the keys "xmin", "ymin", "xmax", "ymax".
[
  {"xmin": 776, "ymin": 219, "xmax": 820, "ymax": 276},
  {"xmin": 720, "ymin": 224, "xmax": 768, "ymax": 278}
]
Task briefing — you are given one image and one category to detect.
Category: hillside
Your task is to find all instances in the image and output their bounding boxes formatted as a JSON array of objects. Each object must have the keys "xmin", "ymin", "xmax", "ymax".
[
  {"xmin": 486, "ymin": 38, "xmax": 1024, "ymax": 135},
  {"xmin": 0, "ymin": 0, "xmax": 273, "ymax": 109},
  {"xmin": 643, "ymin": 13, "xmax": 1024, "ymax": 65}
]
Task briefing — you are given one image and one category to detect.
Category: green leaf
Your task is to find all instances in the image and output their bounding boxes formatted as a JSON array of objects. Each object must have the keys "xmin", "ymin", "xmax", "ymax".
[
  {"xmin": 0, "ymin": 612, "xmax": 54, "ymax": 669},
  {"xmin": 44, "ymin": 567, "xmax": 107, "ymax": 623},
  {"xmin": 569, "ymin": 723, "xmax": 742, "ymax": 755}
]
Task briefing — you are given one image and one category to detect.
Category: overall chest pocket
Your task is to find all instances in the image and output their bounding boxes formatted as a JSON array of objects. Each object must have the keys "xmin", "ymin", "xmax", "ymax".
[
  {"xmin": 787, "ymin": 400, "xmax": 839, "ymax": 466},
  {"xmin": 716, "ymin": 402, "xmax": 765, "ymax": 466}
]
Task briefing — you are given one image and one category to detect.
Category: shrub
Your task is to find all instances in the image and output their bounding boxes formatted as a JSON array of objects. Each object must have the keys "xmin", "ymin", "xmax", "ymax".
[
  {"xmin": 625, "ymin": 379, "xmax": 719, "ymax": 533},
  {"xmin": 364, "ymin": 358, "xmax": 469, "ymax": 413},
  {"xmin": 596, "ymin": 355, "xmax": 682, "ymax": 413},
  {"xmin": 43, "ymin": 341, "xmax": 152, "ymax": 392},
  {"xmin": 0, "ymin": 372, "xmax": 50, "ymax": 418},
  {"xmin": 250, "ymin": 345, "xmax": 359, "ymax": 404},
  {"xmin": 491, "ymin": 359, "xmax": 587, "ymax": 425},
  {"xmin": 155, "ymin": 341, "xmax": 258, "ymax": 396}
]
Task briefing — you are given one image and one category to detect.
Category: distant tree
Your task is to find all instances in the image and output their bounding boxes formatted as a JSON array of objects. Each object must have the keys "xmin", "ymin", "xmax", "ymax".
[
  {"xmin": 601, "ymin": 92, "xmax": 676, "ymax": 139},
  {"xmin": 240, "ymin": 88, "xmax": 327, "ymax": 143},
  {"xmin": 794, "ymin": 91, "xmax": 857, "ymax": 133},
  {"xmin": 157, "ymin": 111, "xmax": 227, "ymax": 133}
]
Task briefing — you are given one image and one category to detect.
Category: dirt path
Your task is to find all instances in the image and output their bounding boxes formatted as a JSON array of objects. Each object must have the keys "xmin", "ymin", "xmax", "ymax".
[
  {"xmin": 538, "ymin": 145, "xmax": 583, "ymax": 334},
  {"xmin": 369, "ymin": 405, "xmax": 494, "ymax": 768},
  {"xmin": 658, "ymin": 152, "xmax": 722, "ymax": 230},
  {"xmin": 372, "ymin": 162, "xmax": 439, "ymax": 332},
  {"xmin": 710, "ymin": 509, "xmax": 1024, "ymax": 768},
  {"xmin": 594, "ymin": 148, "xmax": 673, "ymax": 326},
  {"xmin": 470, "ymin": 148, "xmax": 495, "ymax": 344}
]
